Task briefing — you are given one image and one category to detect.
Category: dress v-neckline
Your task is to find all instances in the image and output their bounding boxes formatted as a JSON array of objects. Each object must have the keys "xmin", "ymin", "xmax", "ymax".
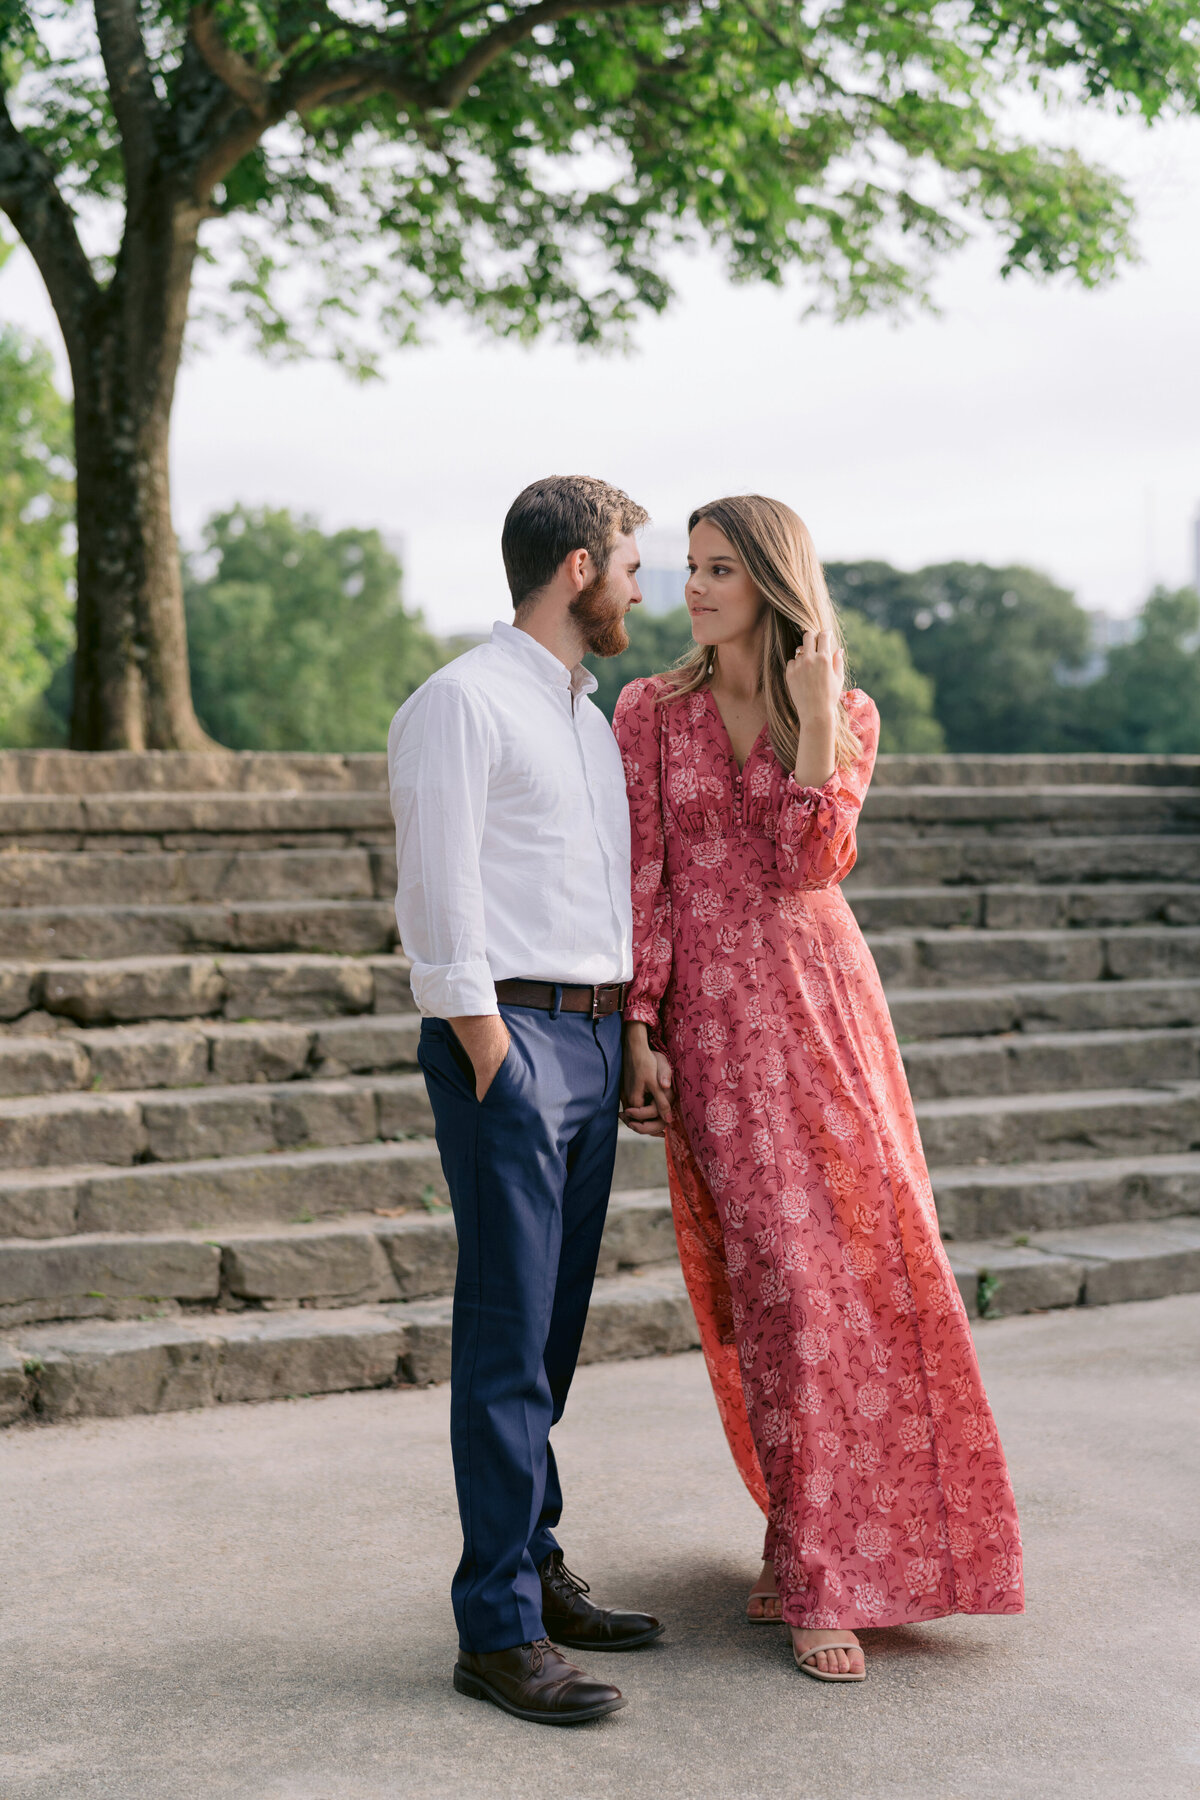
[{"xmin": 704, "ymin": 685, "xmax": 769, "ymax": 775}]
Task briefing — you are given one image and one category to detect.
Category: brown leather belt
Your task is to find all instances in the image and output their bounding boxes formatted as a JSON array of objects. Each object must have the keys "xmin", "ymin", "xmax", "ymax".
[{"xmin": 495, "ymin": 979, "xmax": 627, "ymax": 1019}]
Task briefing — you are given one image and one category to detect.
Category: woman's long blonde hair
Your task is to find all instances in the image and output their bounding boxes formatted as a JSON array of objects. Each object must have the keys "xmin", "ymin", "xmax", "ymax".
[{"xmin": 661, "ymin": 494, "xmax": 861, "ymax": 772}]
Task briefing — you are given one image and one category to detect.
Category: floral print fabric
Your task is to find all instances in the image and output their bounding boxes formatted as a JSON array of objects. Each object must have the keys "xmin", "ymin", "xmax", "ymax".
[{"xmin": 614, "ymin": 677, "xmax": 1023, "ymax": 1630}]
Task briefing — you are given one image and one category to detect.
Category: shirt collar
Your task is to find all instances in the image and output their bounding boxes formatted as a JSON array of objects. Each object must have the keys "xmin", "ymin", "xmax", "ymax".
[{"xmin": 490, "ymin": 619, "xmax": 598, "ymax": 700}]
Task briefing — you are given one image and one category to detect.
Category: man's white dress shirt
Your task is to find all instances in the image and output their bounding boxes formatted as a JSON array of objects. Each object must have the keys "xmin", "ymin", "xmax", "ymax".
[{"xmin": 387, "ymin": 620, "xmax": 633, "ymax": 1019}]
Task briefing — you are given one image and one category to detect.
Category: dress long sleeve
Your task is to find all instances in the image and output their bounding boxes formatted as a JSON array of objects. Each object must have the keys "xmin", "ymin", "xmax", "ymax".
[
  {"xmin": 775, "ymin": 689, "xmax": 880, "ymax": 892},
  {"xmin": 387, "ymin": 678, "xmax": 499, "ymax": 1018},
  {"xmin": 613, "ymin": 678, "xmax": 674, "ymax": 1028}
]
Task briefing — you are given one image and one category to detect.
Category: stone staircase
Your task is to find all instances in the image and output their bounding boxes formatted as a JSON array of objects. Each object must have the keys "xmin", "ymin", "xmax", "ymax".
[{"xmin": 1, "ymin": 748, "xmax": 1198, "ymax": 1426}]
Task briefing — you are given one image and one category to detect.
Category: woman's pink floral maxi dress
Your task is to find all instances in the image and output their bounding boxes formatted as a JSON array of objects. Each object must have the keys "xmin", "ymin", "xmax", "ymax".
[{"xmin": 614, "ymin": 677, "xmax": 1023, "ymax": 1630}]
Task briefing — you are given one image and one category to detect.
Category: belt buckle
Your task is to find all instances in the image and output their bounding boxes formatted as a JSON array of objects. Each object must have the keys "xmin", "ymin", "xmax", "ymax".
[{"xmin": 590, "ymin": 985, "xmax": 603, "ymax": 1020}]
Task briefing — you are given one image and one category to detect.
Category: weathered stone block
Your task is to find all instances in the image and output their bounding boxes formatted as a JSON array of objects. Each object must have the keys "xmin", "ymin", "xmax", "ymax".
[
  {"xmin": 0, "ymin": 1232, "xmax": 219, "ymax": 1306},
  {"xmin": 596, "ymin": 1191, "xmax": 677, "ymax": 1275},
  {"xmin": 395, "ymin": 1297, "xmax": 453, "ymax": 1384},
  {"xmin": 221, "ymin": 1227, "xmax": 398, "ymax": 1303},
  {"xmin": 579, "ymin": 1270, "xmax": 698, "ymax": 1363},
  {"xmin": 375, "ymin": 1075, "xmax": 434, "ymax": 1138},
  {"xmin": 207, "ymin": 1021, "xmax": 314, "ymax": 1086},
  {"xmin": 312, "ymin": 1015, "xmax": 421, "ymax": 1075},
  {"xmin": 39, "ymin": 956, "xmax": 225, "ymax": 1024},
  {"xmin": 947, "ymin": 1243, "xmax": 1088, "ymax": 1319},
  {"xmin": 1104, "ymin": 928, "xmax": 1200, "ymax": 981},
  {"xmin": 231, "ymin": 900, "xmax": 396, "ymax": 956},
  {"xmin": 367, "ymin": 955, "xmax": 416, "ymax": 1013},
  {"xmin": 612, "ymin": 1129, "xmax": 667, "ymax": 1191},
  {"xmin": 1038, "ymin": 1218, "xmax": 1200, "ymax": 1305},
  {"xmin": 21, "ymin": 1319, "xmax": 220, "ymax": 1419},
  {"xmin": 219, "ymin": 954, "xmax": 374, "ymax": 1020},
  {"xmin": 269, "ymin": 1081, "xmax": 377, "ymax": 1150},
  {"xmin": 378, "ymin": 1215, "xmax": 458, "ymax": 1301},
  {"xmin": 214, "ymin": 1310, "xmax": 404, "ymax": 1402},
  {"xmin": 141, "ymin": 1088, "xmax": 276, "ymax": 1162},
  {"xmin": 0, "ymin": 1034, "xmax": 88, "ymax": 1096},
  {"xmin": 0, "ymin": 962, "xmax": 38, "ymax": 1021},
  {"xmin": 0, "ymin": 1343, "xmax": 29, "ymax": 1424},
  {"xmin": 79, "ymin": 1025, "xmax": 209, "ymax": 1091},
  {"xmin": 0, "ymin": 1168, "xmax": 82, "ymax": 1238},
  {"xmin": 0, "ymin": 1091, "xmax": 145, "ymax": 1169}
]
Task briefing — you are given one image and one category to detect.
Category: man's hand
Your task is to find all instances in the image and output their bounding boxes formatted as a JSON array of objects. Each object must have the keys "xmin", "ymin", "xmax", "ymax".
[
  {"xmin": 448, "ymin": 1013, "xmax": 511, "ymax": 1102},
  {"xmin": 621, "ymin": 1022, "xmax": 673, "ymax": 1137}
]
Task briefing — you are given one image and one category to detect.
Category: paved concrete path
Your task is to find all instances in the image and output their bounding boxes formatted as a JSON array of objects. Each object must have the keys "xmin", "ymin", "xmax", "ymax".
[{"xmin": 2, "ymin": 1296, "xmax": 1198, "ymax": 1800}]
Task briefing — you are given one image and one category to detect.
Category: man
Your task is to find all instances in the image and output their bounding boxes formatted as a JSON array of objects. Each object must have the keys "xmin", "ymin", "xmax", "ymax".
[{"xmin": 388, "ymin": 476, "xmax": 663, "ymax": 1726}]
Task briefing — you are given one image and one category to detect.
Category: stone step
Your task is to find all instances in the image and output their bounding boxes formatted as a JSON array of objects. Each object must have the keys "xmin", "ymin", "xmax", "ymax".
[
  {"xmin": 845, "ymin": 883, "xmax": 1200, "ymax": 932},
  {"xmin": 933, "ymin": 1151, "xmax": 1200, "ymax": 1240},
  {"xmin": 0, "ymin": 1190, "xmax": 675, "ymax": 1327},
  {"xmin": 0, "ymin": 1013, "xmax": 422, "ymax": 1097},
  {"xmin": 0, "ymin": 847, "xmax": 392, "ymax": 908},
  {"xmin": 859, "ymin": 785, "xmax": 1200, "ymax": 834},
  {"xmin": 0, "ymin": 1071, "xmax": 436, "ymax": 1171},
  {"xmin": 871, "ymin": 755, "xmax": 1200, "ymax": 789},
  {"xmin": 0, "ymin": 1263, "xmax": 697, "ymax": 1424},
  {"xmin": 947, "ymin": 1216, "xmax": 1200, "ymax": 1319},
  {"xmin": 0, "ymin": 791, "xmax": 394, "ymax": 845},
  {"xmin": 916, "ymin": 1082, "xmax": 1200, "ymax": 1167},
  {"xmin": 0, "ymin": 900, "xmax": 398, "ymax": 960},
  {"xmin": 887, "ymin": 977, "xmax": 1200, "ymax": 1040},
  {"xmin": 7, "ymin": 1210, "xmax": 1200, "ymax": 1425},
  {"xmin": 0, "ymin": 1128, "xmax": 666, "ymax": 1240},
  {"xmin": 0, "ymin": 750, "xmax": 389, "ymax": 796},
  {"xmin": 0, "ymin": 952, "xmax": 415, "ymax": 1027},
  {"xmin": 868, "ymin": 925, "xmax": 1200, "ymax": 989},
  {"xmin": 901, "ymin": 1026, "xmax": 1200, "ymax": 1100},
  {"xmin": 852, "ymin": 834, "xmax": 1200, "ymax": 888}
]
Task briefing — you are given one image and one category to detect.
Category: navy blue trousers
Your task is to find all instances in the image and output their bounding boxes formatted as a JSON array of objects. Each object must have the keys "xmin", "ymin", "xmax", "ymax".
[{"xmin": 417, "ymin": 1002, "xmax": 621, "ymax": 1653}]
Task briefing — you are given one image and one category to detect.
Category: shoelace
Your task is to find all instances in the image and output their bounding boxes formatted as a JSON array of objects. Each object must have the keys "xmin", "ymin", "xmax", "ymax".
[
  {"xmin": 548, "ymin": 1559, "xmax": 591, "ymax": 1599},
  {"xmin": 528, "ymin": 1637, "xmax": 554, "ymax": 1674}
]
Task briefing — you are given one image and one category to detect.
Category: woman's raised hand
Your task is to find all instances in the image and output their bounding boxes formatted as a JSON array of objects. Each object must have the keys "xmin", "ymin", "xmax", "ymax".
[{"xmin": 784, "ymin": 630, "xmax": 844, "ymax": 722}]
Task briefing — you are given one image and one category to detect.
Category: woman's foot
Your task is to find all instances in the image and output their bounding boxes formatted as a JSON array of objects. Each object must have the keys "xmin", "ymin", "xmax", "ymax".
[
  {"xmin": 790, "ymin": 1628, "xmax": 865, "ymax": 1679},
  {"xmin": 746, "ymin": 1560, "xmax": 783, "ymax": 1622}
]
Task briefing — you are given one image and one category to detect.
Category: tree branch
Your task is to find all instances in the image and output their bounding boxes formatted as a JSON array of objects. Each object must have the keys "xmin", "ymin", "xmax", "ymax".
[
  {"xmin": 189, "ymin": 4, "xmax": 274, "ymax": 115},
  {"xmin": 431, "ymin": 0, "xmax": 654, "ymax": 107},
  {"xmin": 92, "ymin": 0, "xmax": 163, "ymax": 200},
  {"xmin": 0, "ymin": 89, "xmax": 98, "ymax": 365}
]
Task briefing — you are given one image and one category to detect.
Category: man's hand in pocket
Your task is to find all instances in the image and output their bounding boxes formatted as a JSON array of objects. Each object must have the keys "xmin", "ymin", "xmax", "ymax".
[{"xmin": 448, "ymin": 1014, "xmax": 512, "ymax": 1101}]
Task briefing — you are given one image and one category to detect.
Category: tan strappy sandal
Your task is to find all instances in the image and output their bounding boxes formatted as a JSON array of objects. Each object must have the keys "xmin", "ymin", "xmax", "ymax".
[
  {"xmin": 793, "ymin": 1636, "xmax": 867, "ymax": 1682},
  {"xmin": 746, "ymin": 1578, "xmax": 783, "ymax": 1623}
]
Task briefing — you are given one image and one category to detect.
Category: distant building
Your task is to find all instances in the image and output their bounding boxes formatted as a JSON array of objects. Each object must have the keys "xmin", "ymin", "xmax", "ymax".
[
  {"xmin": 639, "ymin": 566, "xmax": 688, "ymax": 615},
  {"xmin": 1061, "ymin": 610, "xmax": 1141, "ymax": 685}
]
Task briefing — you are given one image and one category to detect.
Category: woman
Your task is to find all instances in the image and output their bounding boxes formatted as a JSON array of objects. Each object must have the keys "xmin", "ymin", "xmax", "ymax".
[{"xmin": 615, "ymin": 496, "xmax": 1023, "ymax": 1682}]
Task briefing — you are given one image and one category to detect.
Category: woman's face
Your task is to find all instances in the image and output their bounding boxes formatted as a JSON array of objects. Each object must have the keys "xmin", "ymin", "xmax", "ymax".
[{"xmin": 686, "ymin": 520, "xmax": 766, "ymax": 649}]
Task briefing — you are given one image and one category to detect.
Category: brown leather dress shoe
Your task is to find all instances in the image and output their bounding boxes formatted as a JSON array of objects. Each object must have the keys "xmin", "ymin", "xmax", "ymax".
[
  {"xmin": 539, "ymin": 1550, "xmax": 665, "ymax": 1651},
  {"xmin": 453, "ymin": 1638, "xmax": 626, "ymax": 1725}
]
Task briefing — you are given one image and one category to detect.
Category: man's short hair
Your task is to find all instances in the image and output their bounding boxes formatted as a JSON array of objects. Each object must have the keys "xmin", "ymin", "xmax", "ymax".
[{"xmin": 502, "ymin": 476, "xmax": 649, "ymax": 609}]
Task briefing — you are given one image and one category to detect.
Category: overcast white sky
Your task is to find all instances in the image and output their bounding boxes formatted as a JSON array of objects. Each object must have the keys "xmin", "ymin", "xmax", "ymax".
[{"xmin": 4, "ymin": 102, "xmax": 1199, "ymax": 637}]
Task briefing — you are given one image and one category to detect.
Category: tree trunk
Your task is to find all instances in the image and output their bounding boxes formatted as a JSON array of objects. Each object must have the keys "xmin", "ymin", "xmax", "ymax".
[{"xmin": 68, "ymin": 196, "xmax": 216, "ymax": 751}]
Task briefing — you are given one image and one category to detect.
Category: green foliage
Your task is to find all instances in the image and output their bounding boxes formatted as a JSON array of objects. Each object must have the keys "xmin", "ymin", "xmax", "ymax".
[
  {"xmin": 7, "ymin": 1, "xmax": 1199, "ymax": 371},
  {"xmin": 0, "ymin": 322, "xmax": 74, "ymax": 746},
  {"xmin": 1074, "ymin": 588, "xmax": 1200, "ymax": 753},
  {"xmin": 586, "ymin": 599, "xmax": 944, "ymax": 753},
  {"xmin": 827, "ymin": 561, "xmax": 1092, "ymax": 753},
  {"xmin": 840, "ymin": 610, "xmax": 945, "ymax": 755},
  {"xmin": 184, "ymin": 507, "xmax": 442, "ymax": 750}
]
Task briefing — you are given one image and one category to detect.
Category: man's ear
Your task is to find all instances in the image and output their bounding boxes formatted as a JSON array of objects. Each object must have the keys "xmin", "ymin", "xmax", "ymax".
[{"xmin": 563, "ymin": 548, "xmax": 590, "ymax": 593}]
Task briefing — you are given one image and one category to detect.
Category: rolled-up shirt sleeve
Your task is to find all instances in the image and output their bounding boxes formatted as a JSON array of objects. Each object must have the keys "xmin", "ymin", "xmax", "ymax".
[{"xmin": 387, "ymin": 679, "xmax": 498, "ymax": 1018}]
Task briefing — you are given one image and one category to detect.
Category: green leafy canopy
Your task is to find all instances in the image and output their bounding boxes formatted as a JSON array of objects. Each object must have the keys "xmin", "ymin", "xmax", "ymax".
[{"xmin": 5, "ymin": 0, "xmax": 1199, "ymax": 373}]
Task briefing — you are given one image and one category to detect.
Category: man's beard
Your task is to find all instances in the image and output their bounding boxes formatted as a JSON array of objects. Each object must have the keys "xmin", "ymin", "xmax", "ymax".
[{"xmin": 569, "ymin": 567, "xmax": 629, "ymax": 658}]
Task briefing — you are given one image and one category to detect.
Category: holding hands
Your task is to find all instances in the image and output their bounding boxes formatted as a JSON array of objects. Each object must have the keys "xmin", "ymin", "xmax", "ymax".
[{"xmin": 621, "ymin": 1023, "xmax": 673, "ymax": 1137}]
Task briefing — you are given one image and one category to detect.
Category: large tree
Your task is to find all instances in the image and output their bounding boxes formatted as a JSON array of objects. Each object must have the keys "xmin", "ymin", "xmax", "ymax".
[{"xmin": 1, "ymin": 3, "xmax": 1196, "ymax": 748}]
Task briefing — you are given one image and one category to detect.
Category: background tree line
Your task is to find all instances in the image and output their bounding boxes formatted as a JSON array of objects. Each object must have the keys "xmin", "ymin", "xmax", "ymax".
[{"xmin": 2, "ymin": 318, "xmax": 1197, "ymax": 757}]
